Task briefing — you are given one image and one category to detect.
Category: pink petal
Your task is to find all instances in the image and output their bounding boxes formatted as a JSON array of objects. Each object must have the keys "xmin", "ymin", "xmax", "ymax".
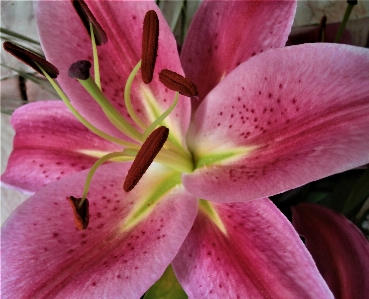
[
  {"xmin": 34, "ymin": 1, "xmax": 190, "ymax": 147},
  {"xmin": 172, "ymin": 198, "xmax": 333, "ymax": 298},
  {"xmin": 1, "ymin": 163, "xmax": 198, "ymax": 298},
  {"xmin": 183, "ymin": 44, "xmax": 369, "ymax": 202},
  {"xmin": 1, "ymin": 101, "xmax": 121, "ymax": 193},
  {"xmin": 292, "ymin": 203, "xmax": 369, "ymax": 299},
  {"xmin": 180, "ymin": 0, "xmax": 296, "ymax": 106}
]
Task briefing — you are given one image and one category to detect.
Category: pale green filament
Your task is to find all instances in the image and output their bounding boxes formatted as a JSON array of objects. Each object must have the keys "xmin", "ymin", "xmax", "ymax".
[
  {"xmin": 124, "ymin": 60, "xmax": 147, "ymax": 130},
  {"xmin": 122, "ymin": 148, "xmax": 138, "ymax": 157},
  {"xmin": 35, "ymin": 62, "xmax": 139, "ymax": 149},
  {"xmin": 144, "ymin": 92, "xmax": 179, "ymax": 139},
  {"xmin": 80, "ymin": 151, "xmax": 133, "ymax": 206},
  {"xmin": 90, "ymin": 22, "xmax": 101, "ymax": 89},
  {"xmin": 78, "ymin": 76, "xmax": 143, "ymax": 142}
]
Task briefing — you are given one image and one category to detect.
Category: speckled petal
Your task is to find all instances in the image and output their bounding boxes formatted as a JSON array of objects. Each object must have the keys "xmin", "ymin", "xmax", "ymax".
[
  {"xmin": 172, "ymin": 199, "xmax": 333, "ymax": 299},
  {"xmin": 183, "ymin": 44, "xmax": 369, "ymax": 202},
  {"xmin": 181, "ymin": 0, "xmax": 296, "ymax": 106},
  {"xmin": 292, "ymin": 203, "xmax": 369, "ymax": 299},
  {"xmin": 1, "ymin": 101, "xmax": 121, "ymax": 193},
  {"xmin": 1, "ymin": 163, "xmax": 198, "ymax": 299},
  {"xmin": 34, "ymin": 1, "xmax": 190, "ymax": 148}
]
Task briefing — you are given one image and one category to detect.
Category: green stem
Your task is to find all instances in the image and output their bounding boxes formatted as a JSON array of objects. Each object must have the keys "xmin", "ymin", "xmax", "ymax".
[{"xmin": 334, "ymin": 2, "xmax": 355, "ymax": 43}]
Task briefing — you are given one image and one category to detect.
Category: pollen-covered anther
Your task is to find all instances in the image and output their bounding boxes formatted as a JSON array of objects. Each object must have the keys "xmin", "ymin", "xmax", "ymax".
[
  {"xmin": 159, "ymin": 69, "xmax": 198, "ymax": 97},
  {"xmin": 3, "ymin": 41, "xmax": 59, "ymax": 78},
  {"xmin": 72, "ymin": 0, "xmax": 108, "ymax": 45},
  {"xmin": 141, "ymin": 10, "xmax": 159, "ymax": 84},
  {"xmin": 68, "ymin": 60, "xmax": 92, "ymax": 80},
  {"xmin": 124, "ymin": 126, "xmax": 169, "ymax": 192},
  {"xmin": 67, "ymin": 196, "xmax": 90, "ymax": 230}
]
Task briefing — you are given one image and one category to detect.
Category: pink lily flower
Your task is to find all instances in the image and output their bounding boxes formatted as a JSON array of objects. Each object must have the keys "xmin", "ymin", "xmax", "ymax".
[
  {"xmin": 292, "ymin": 203, "xmax": 369, "ymax": 299},
  {"xmin": 2, "ymin": 0, "xmax": 369, "ymax": 298}
]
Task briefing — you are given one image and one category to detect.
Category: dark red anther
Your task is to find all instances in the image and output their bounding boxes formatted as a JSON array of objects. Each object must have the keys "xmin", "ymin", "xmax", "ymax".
[
  {"xmin": 3, "ymin": 41, "xmax": 59, "ymax": 78},
  {"xmin": 159, "ymin": 69, "xmax": 198, "ymax": 97},
  {"xmin": 124, "ymin": 126, "xmax": 169, "ymax": 192},
  {"xmin": 67, "ymin": 196, "xmax": 89, "ymax": 230},
  {"xmin": 141, "ymin": 10, "xmax": 159, "ymax": 84},
  {"xmin": 72, "ymin": 0, "xmax": 108, "ymax": 45}
]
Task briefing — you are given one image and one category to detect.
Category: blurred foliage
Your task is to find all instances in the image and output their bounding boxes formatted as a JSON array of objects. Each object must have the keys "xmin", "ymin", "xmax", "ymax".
[
  {"xmin": 271, "ymin": 167, "xmax": 369, "ymax": 239},
  {"xmin": 143, "ymin": 265, "xmax": 188, "ymax": 299},
  {"xmin": 156, "ymin": 0, "xmax": 201, "ymax": 49}
]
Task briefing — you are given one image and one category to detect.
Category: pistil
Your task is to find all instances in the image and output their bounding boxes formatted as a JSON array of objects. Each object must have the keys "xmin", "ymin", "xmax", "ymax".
[
  {"xmin": 35, "ymin": 61, "xmax": 138, "ymax": 148},
  {"xmin": 68, "ymin": 60, "xmax": 143, "ymax": 142}
]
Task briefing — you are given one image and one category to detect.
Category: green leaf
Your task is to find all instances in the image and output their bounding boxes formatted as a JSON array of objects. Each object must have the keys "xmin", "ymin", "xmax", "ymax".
[
  {"xmin": 355, "ymin": 205, "xmax": 369, "ymax": 240},
  {"xmin": 0, "ymin": 27, "xmax": 41, "ymax": 46},
  {"xmin": 158, "ymin": 0, "xmax": 184, "ymax": 32},
  {"xmin": 342, "ymin": 167, "xmax": 369, "ymax": 216},
  {"xmin": 144, "ymin": 265, "xmax": 187, "ymax": 299}
]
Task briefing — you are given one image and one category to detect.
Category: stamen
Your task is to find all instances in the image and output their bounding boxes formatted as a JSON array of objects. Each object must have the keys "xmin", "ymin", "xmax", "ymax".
[
  {"xmin": 124, "ymin": 60, "xmax": 147, "ymax": 129},
  {"xmin": 72, "ymin": 0, "xmax": 107, "ymax": 46},
  {"xmin": 81, "ymin": 151, "xmax": 132, "ymax": 204},
  {"xmin": 159, "ymin": 69, "xmax": 198, "ymax": 97},
  {"xmin": 67, "ymin": 196, "xmax": 89, "ymax": 230},
  {"xmin": 68, "ymin": 60, "xmax": 91, "ymax": 80},
  {"xmin": 3, "ymin": 41, "xmax": 59, "ymax": 78},
  {"xmin": 89, "ymin": 22, "xmax": 102, "ymax": 89},
  {"xmin": 141, "ymin": 10, "xmax": 159, "ymax": 84},
  {"xmin": 124, "ymin": 126, "xmax": 169, "ymax": 192}
]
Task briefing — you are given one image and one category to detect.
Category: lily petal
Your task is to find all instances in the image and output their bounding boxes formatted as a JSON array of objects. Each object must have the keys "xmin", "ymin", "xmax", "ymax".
[
  {"xmin": 181, "ymin": 0, "xmax": 296, "ymax": 105},
  {"xmin": 1, "ymin": 101, "xmax": 122, "ymax": 193},
  {"xmin": 34, "ymin": 1, "xmax": 190, "ymax": 146},
  {"xmin": 292, "ymin": 203, "xmax": 369, "ymax": 299},
  {"xmin": 183, "ymin": 44, "xmax": 369, "ymax": 202},
  {"xmin": 1, "ymin": 163, "xmax": 198, "ymax": 298},
  {"xmin": 172, "ymin": 198, "xmax": 333, "ymax": 298}
]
